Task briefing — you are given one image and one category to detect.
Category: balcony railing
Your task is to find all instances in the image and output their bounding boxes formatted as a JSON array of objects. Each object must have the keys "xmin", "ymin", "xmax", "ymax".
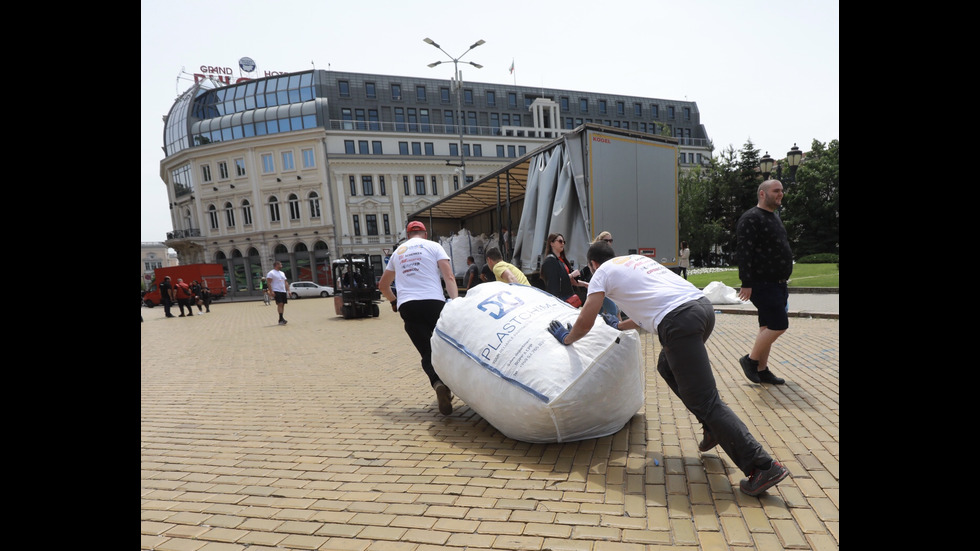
[{"xmin": 167, "ymin": 228, "xmax": 202, "ymax": 240}]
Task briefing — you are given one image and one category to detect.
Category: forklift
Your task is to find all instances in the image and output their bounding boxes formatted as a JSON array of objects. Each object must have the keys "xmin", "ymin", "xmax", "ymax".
[{"xmin": 332, "ymin": 254, "xmax": 382, "ymax": 319}]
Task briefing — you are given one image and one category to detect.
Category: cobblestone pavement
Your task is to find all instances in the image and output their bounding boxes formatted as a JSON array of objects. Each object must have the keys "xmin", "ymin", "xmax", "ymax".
[{"xmin": 141, "ymin": 297, "xmax": 839, "ymax": 551}]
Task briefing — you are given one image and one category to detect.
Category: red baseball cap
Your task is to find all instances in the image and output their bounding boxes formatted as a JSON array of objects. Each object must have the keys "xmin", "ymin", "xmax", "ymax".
[{"xmin": 407, "ymin": 221, "xmax": 426, "ymax": 232}]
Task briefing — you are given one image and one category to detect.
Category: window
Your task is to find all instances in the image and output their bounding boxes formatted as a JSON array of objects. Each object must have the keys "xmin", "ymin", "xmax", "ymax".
[
  {"xmin": 453, "ymin": 175, "xmax": 460, "ymax": 190},
  {"xmin": 668, "ymin": 106, "xmax": 675, "ymax": 119},
  {"xmin": 302, "ymin": 148, "xmax": 315, "ymax": 168},
  {"xmin": 383, "ymin": 214, "xmax": 390, "ymax": 235},
  {"xmin": 507, "ymin": 145, "xmax": 516, "ymax": 158},
  {"xmin": 391, "ymin": 83, "xmax": 401, "ymax": 100},
  {"xmin": 403, "ymin": 175, "xmax": 410, "ymax": 195},
  {"xmin": 372, "ymin": 141, "xmax": 383, "ymax": 154},
  {"xmin": 362, "ymin": 175, "xmax": 374, "ymax": 196},
  {"xmin": 464, "ymin": 89, "xmax": 473, "ymax": 104},
  {"xmin": 349, "ymin": 175, "xmax": 357, "ymax": 196},
  {"xmin": 519, "ymin": 146, "xmax": 527, "ymax": 156},
  {"xmin": 269, "ymin": 196, "xmax": 281, "ymax": 222},
  {"xmin": 407, "ymin": 108, "xmax": 418, "ymax": 131},
  {"xmin": 496, "ymin": 145, "xmax": 505, "ymax": 157},
  {"xmin": 308, "ymin": 192, "xmax": 320, "ymax": 218},
  {"xmin": 444, "ymin": 110, "xmax": 455, "ymax": 133},
  {"xmin": 344, "ymin": 141, "xmax": 355, "ymax": 154},
  {"xmin": 431, "ymin": 175, "xmax": 438, "ymax": 195},
  {"xmin": 560, "ymin": 96, "xmax": 569, "ymax": 112},
  {"xmin": 341, "ymin": 108, "xmax": 353, "ymax": 129},
  {"xmin": 398, "ymin": 142, "xmax": 409, "ymax": 155},
  {"xmin": 369, "ymin": 109, "xmax": 380, "ymax": 130},
  {"xmin": 411, "ymin": 142, "xmax": 422, "ymax": 155},
  {"xmin": 208, "ymin": 205, "xmax": 219, "ymax": 230},
  {"xmin": 339, "ymin": 80, "xmax": 350, "ymax": 97},
  {"xmin": 490, "ymin": 113, "xmax": 500, "ymax": 134},
  {"xmin": 580, "ymin": 98, "xmax": 588, "ymax": 113},
  {"xmin": 218, "ymin": 161, "xmax": 229, "ymax": 179},
  {"xmin": 463, "ymin": 144, "xmax": 471, "ymax": 157},
  {"xmin": 486, "ymin": 90, "xmax": 495, "ymax": 106},
  {"xmin": 684, "ymin": 107, "xmax": 691, "ymax": 121},
  {"xmin": 242, "ymin": 199, "xmax": 253, "ymax": 225},
  {"xmin": 635, "ymin": 103, "xmax": 642, "ymax": 117},
  {"xmin": 424, "ymin": 142, "xmax": 434, "ymax": 156},
  {"xmin": 467, "ymin": 111, "xmax": 477, "ymax": 134},
  {"xmin": 366, "ymin": 214, "xmax": 378, "ymax": 236},
  {"xmin": 441, "ymin": 87, "xmax": 451, "ymax": 103},
  {"xmin": 416, "ymin": 85, "xmax": 426, "ymax": 102},
  {"xmin": 650, "ymin": 104, "xmax": 659, "ymax": 118},
  {"xmin": 508, "ymin": 92, "xmax": 517, "ymax": 107},
  {"xmin": 415, "ymin": 175, "xmax": 426, "ymax": 195},
  {"xmin": 358, "ymin": 141, "xmax": 369, "ymax": 154},
  {"xmin": 261, "ymin": 154, "xmax": 274, "ymax": 173},
  {"xmin": 599, "ymin": 100, "xmax": 607, "ymax": 114},
  {"xmin": 394, "ymin": 107, "xmax": 406, "ymax": 131},
  {"xmin": 352, "ymin": 214, "xmax": 361, "ymax": 236},
  {"xmin": 288, "ymin": 194, "xmax": 300, "ymax": 220},
  {"xmin": 281, "ymin": 151, "xmax": 294, "ymax": 171},
  {"xmin": 365, "ymin": 82, "xmax": 376, "ymax": 98},
  {"xmin": 379, "ymin": 175, "xmax": 386, "ymax": 196},
  {"xmin": 201, "ymin": 164, "xmax": 212, "ymax": 182},
  {"xmin": 616, "ymin": 101, "xmax": 625, "ymax": 116},
  {"xmin": 449, "ymin": 143, "xmax": 459, "ymax": 157},
  {"xmin": 472, "ymin": 144, "xmax": 482, "ymax": 157}
]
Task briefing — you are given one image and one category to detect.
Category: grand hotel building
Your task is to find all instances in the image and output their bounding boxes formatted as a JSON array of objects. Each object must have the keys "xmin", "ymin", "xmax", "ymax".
[{"xmin": 160, "ymin": 69, "xmax": 711, "ymax": 297}]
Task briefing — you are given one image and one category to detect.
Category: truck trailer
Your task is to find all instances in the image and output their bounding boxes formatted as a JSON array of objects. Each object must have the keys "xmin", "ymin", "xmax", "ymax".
[{"xmin": 411, "ymin": 124, "xmax": 680, "ymax": 276}]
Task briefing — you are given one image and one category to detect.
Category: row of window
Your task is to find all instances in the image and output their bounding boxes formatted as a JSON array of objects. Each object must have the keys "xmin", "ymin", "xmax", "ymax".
[
  {"xmin": 206, "ymin": 193, "xmax": 322, "ymax": 230},
  {"xmin": 336, "ymin": 79, "xmax": 689, "ymax": 121},
  {"xmin": 201, "ymin": 148, "xmax": 318, "ymax": 183},
  {"xmin": 350, "ymin": 213, "xmax": 391, "ymax": 237},
  {"xmin": 343, "ymin": 139, "xmax": 527, "ymax": 159},
  {"xmin": 346, "ymin": 174, "xmax": 473, "ymax": 198}
]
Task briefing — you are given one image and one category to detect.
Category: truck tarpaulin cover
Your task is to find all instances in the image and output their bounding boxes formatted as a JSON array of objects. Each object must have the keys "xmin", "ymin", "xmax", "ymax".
[{"xmin": 431, "ymin": 282, "xmax": 643, "ymax": 443}]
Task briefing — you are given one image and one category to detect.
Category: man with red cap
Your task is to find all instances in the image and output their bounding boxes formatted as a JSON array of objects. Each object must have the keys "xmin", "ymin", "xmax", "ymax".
[{"xmin": 379, "ymin": 220, "xmax": 459, "ymax": 415}]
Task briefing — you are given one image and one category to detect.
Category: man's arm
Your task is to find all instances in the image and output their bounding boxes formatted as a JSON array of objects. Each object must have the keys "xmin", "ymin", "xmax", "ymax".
[
  {"xmin": 266, "ymin": 277, "xmax": 274, "ymax": 294},
  {"xmin": 438, "ymin": 259, "xmax": 459, "ymax": 299},
  {"xmin": 499, "ymin": 267, "xmax": 517, "ymax": 284},
  {"xmin": 379, "ymin": 270, "xmax": 396, "ymax": 302}
]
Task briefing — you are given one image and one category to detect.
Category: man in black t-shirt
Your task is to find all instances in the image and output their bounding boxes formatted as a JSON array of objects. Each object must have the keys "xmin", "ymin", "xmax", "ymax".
[
  {"xmin": 463, "ymin": 256, "xmax": 481, "ymax": 291},
  {"xmin": 159, "ymin": 276, "xmax": 176, "ymax": 318},
  {"xmin": 736, "ymin": 180, "xmax": 793, "ymax": 386}
]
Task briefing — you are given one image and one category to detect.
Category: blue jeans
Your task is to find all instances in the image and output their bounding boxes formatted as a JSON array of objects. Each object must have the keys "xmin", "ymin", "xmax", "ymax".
[{"xmin": 656, "ymin": 296, "xmax": 771, "ymax": 475}]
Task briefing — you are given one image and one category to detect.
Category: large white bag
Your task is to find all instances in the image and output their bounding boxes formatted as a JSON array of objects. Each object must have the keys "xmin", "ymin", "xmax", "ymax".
[{"xmin": 431, "ymin": 282, "xmax": 643, "ymax": 443}]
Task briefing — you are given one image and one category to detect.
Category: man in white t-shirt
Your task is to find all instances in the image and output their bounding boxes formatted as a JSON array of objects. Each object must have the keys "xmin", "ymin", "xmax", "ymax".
[
  {"xmin": 546, "ymin": 241, "xmax": 789, "ymax": 497},
  {"xmin": 266, "ymin": 261, "xmax": 290, "ymax": 325},
  {"xmin": 379, "ymin": 221, "xmax": 459, "ymax": 415}
]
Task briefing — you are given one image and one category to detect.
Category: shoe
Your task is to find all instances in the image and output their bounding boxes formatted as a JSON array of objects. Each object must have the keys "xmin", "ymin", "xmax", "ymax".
[
  {"xmin": 434, "ymin": 381, "xmax": 453, "ymax": 415},
  {"xmin": 166, "ymin": 315, "xmax": 176, "ymax": 318},
  {"xmin": 739, "ymin": 355, "xmax": 761, "ymax": 383},
  {"xmin": 179, "ymin": 314, "xmax": 185, "ymax": 317},
  {"xmin": 758, "ymin": 369, "xmax": 785, "ymax": 385},
  {"xmin": 278, "ymin": 319, "xmax": 287, "ymax": 325},
  {"xmin": 740, "ymin": 461, "xmax": 789, "ymax": 496},
  {"xmin": 698, "ymin": 430, "xmax": 717, "ymax": 452}
]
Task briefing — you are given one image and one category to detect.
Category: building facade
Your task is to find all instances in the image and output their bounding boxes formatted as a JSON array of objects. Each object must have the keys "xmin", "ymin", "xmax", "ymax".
[{"xmin": 159, "ymin": 70, "xmax": 711, "ymax": 297}]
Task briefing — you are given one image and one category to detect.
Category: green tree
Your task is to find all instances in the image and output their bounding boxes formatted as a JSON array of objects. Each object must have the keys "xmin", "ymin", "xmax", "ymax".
[
  {"xmin": 782, "ymin": 139, "xmax": 839, "ymax": 257},
  {"xmin": 678, "ymin": 163, "xmax": 727, "ymax": 266}
]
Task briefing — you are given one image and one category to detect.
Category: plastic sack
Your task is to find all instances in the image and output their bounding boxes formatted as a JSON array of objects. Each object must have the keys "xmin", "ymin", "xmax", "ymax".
[
  {"xmin": 702, "ymin": 281, "xmax": 745, "ymax": 304},
  {"xmin": 431, "ymin": 282, "xmax": 643, "ymax": 443}
]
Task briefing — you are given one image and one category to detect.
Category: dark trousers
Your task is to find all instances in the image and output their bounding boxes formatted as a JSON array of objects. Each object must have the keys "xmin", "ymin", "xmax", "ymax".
[
  {"xmin": 656, "ymin": 296, "xmax": 770, "ymax": 475},
  {"xmin": 177, "ymin": 298, "xmax": 194, "ymax": 316},
  {"xmin": 162, "ymin": 298, "xmax": 173, "ymax": 317},
  {"xmin": 398, "ymin": 300, "xmax": 446, "ymax": 387}
]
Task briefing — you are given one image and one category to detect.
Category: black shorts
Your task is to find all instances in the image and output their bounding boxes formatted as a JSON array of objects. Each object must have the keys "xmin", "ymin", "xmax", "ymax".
[
  {"xmin": 274, "ymin": 291, "xmax": 288, "ymax": 304},
  {"xmin": 749, "ymin": 282, "xmax": 789, "ymax": 331}
]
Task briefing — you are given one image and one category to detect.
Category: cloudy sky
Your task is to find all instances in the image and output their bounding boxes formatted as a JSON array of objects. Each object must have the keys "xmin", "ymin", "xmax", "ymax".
[{"xmin": 141, "ymin": 0, "xmax": 839, "ymax": 243}]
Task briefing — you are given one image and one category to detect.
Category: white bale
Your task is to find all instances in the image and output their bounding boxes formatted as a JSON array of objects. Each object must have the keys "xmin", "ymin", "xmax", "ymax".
[{"xmin": 431, "ymin": 281, "xmax": 643, "ymax": 443}]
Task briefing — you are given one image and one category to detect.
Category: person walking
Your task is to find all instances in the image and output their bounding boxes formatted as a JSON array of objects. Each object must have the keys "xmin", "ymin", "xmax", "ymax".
[
  {"xmin": 545, "ymin": 241, "xmax": 790, "ymax": 497},
  {"xmin": 379, "ymin": 221, "xmax": 459, "ymax": 415},
  {"xmin": 174, "ymin": 278, "xmax": 195, "ymax": 317},
  {"xmin": 266, "ymin": 261, "xmax": 290, "ymax": 325},
  {"xmin": 735, "ymin": 180, "xmax": 792, "ymax": 385}
]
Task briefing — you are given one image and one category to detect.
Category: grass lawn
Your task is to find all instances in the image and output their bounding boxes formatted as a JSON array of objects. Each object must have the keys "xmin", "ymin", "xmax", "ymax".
[{"xmin": 687, "ymin": 263, "xmax": 839, "ymax": 289}]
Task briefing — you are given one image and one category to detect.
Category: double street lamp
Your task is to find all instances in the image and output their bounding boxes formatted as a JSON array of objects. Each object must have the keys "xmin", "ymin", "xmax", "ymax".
[
  {"xmin": 759, "ymin": 143, "xmax": 804, "ymax": 183},
  {"xmin": 424, "ymin": 37, "xmax": 485, "ymax": 186}
]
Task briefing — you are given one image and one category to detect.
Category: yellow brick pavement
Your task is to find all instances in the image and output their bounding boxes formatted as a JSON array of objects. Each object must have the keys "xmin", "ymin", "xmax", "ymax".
[{"xmin": 141, "ymin": 297, "xmax": 839, "ymax": 551}]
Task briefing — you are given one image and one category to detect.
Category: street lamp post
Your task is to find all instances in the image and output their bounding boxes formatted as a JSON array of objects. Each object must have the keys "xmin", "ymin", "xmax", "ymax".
[
  {"xmin": 424, "ymin": 37, "xmax": 485, "ymax": 186},
  {"xmin": 759, "ymin": 143, "xmax": 803, "ymax": 183}
]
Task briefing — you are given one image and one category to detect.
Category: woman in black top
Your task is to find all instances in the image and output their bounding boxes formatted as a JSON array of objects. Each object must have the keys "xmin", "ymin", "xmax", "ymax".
[{"xmin": 540, "ymin": 233, "xmax": 585, "ymax": 302}]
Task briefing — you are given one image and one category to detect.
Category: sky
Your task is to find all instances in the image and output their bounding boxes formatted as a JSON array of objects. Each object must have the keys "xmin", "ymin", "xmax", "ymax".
[{"xmin": 141, "ymin": 0, "xmax": 839, "ymax": 243}]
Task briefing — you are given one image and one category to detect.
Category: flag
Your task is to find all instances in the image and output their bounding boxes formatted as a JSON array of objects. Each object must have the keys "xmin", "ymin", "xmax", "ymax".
[{"xmin": 509, "ymin": 59, "xmax": 514, "ymax": 74}]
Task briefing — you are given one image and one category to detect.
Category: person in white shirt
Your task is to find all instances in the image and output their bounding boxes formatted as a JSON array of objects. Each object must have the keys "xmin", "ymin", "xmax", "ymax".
[
  {"xmin": 546, "ymin": 241, "xmax": 789, "ymax": 497},
  {"xmin": 266, "ymin": 261, "xmax": 290, "ymax": 325},
  {"xmin": 379, "ymin": 221, "xmax": 459, "ymax": 415}
]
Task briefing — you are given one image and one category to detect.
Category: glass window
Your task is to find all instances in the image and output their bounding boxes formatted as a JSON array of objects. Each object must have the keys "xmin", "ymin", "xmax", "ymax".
[
  {"xmin": 444, "ymin": 110, "xmax": 455, "ymax": 134},
  {"xmin": 634, "ymin": 103, "xmax": 642, "ymax": 117},
  {"xmin": 362, "ymin": 175, "xmax": 374, "ymax": 195},
  {"xmin": 580, "ymin": 98, "xmax": 588, "ymax": 113},
  {"xmin": 464, "ymin": 89, "xmax": 473, "ymax": 104},
  {"xmin": 208, "ymin": 205, "xmax": 219, "ymax": 230},
  {"xmin": 599, "ymin": 100, "xmax": 607, "ymax": 114},
  {"xmin": 218, "ymin": 161, "xmax": 229, "ymax": 179},
  {"xmin": 358, "ymin": 141, "xmax": 369, "ymax": 154},
  {"xmin": 453, "ymin": 175, "xmax": 459, "ymax": 190},
  {"xmin": 366, "ymin": 214, "xmax": 378, "ymax": 236},
  {"xmin": 352, "ymin": 214, "xmax": 361, "ymax": 236},
  {"xmin": 403, "ymin": 175, "xmax": 410, "ymax": 195},
  {"xmin": 449, "ymin": 143, "xmax": 458, "ymax": 157},
  {"xmin": 308, "ymin": 192, "xmax": 320, "ymax": 218},
  {"xmin": 344, "ymin": 140, "xmax": 356, "ymax": 154},
  {"xmin": 560, "ymin": 96, "xmax": 569, "ymax": 112},
  {"xmin": 379, "ymin": 175, "xmax": 386, "ymax": 196},
  {"xmin": 496, "ymin": 144, "xmax": 505, "ymax": 157},
  {"xmin": 415, "ymin": 175, "xmax": 426, "ymax": 195},
  {"xmin": 342, "ymin": 108, "xmax": 353, "ymax": 129},
  {"xmin": 416, "ymin": 85, "xmax": 426, "ymax": 102},
  {"xmin": 424, "ymin": 142, "xmax": 434, "ymax": 155},
  {"xmin": 302, "ymin": 148, "xmax": 315, "ymax": 168},
  {"xmin": 365, "ymin": 82, "xmax": 376, "ymax": 98},
  {"xmin": 398, "ymin": 142, "xmax": 409, "ymax": 155},
  {"xmin": 486, "ymin": 90, "xmax": 495, "ymax": 106},
  {"xmin": 201, "ymin": 164, "xmax": 212, "ymax": 182},
  {"xmin": 519, "ymin": 146, "xmax": 526, "ymax": 156},
  {"xmin": 411, "ymin": 142, "xmax": 422, "ymax": 155},
  {"xmin": 617, "ymin": 101, "xmax": 625, "ymax": 116},
  {"xmin": 441, "ymin": 87, "xmax": 451, "ymax": 103},
  {"xmin": 262, "ymin": 154, "xmax": 274, "ymax": 173},
  {"xmin": 508, "ymin": 92, "xmax": 517, "ymax": 107},
  {"xmin": 339, "ymin": 80, "xmax": 350, "ymax": 97},
  {"xmin": 684, "ymin": 107, "xmax": 691, "ymax": 121},
  {"xmin": 390, "ymin": 83, "xmax": 401, "ymax": 100},
  {"xmin": 241, "ymin": 200, "xmax": 252, "ymax": 226},
  {"xmin": 420, "ymin": 109, "xmax": 430, "ymax": 132},
  {"xmin": 269, "ymin": 196, "xmax": 281, "ymax": 222},
  {"xmin": 349, "ymin": 175, "xmax": 356, "ymax": 196},
  {"xmin": 668, "ymin": 106, "xmax": 675, "ymax": 119},
  {"xmin": 394, "ymin": 107, "xmax": 406, "ymax": 131},
  {"xmin": 431, "ymin": 175, "xmax": 438, "ymax": 195},
  {"xmin": 288, "ymin": 194, "xmax": 301, "ymax": 220},
  {"xmin": 473, "ymin": 144, "xmax": 482, "ymax": 156},
  {"xmin": 281, "ymin": 151, "xmax": 294, "ymax": 171},
  {"xmin": 383, "ymin": 214, "xmax": 390, "ymax": 235},
  {"xmin": 235, "ymin": 158, "xmax": 246, "ymax": 177},
  {"xmin": 407, "ymin": 108, "xmax": 418, "ymax": 131},
  {"xmin": 372, "ymin": 141, "xmax": 383, "ymax": 154},
  {"xmin": 507, "ymin": 145, "xmax": 516, "ymax": 158},
  {"xmin": 368, "ymin": 109, "xmax": 380, "ymax": 130},
  {"xmin": 650, "ymin": 104, "xmax": 659, "ymax": 118}
]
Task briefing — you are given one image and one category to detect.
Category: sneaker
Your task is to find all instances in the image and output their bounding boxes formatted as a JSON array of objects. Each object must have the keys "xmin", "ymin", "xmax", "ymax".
[
  {"xmin": 740, "ymin": 460, "xmax": 789, "ymax": 496},
  {"xmin": 758, "ymin": 369, "xmax": 785, "ymax": 385},
  {"xmin": 434, "ymin": 381, "xmax": 453, "ymax": 415},
  {"xmin": 739, "ymin": 355, "xmax": 761, "ymax": 383},
  {"xmin": 698, "ymin": 430, "xmax": 717, "ymax": 452},
  {"xmin": 278, "ymin": 319, "xmax": 287, "ymax": 325}
]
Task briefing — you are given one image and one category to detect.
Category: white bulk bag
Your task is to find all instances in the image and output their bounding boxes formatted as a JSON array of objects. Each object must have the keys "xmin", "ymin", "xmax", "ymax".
[{"xmin": 431, "ymin": 281, "xmax": 643, "ymax": 443}]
